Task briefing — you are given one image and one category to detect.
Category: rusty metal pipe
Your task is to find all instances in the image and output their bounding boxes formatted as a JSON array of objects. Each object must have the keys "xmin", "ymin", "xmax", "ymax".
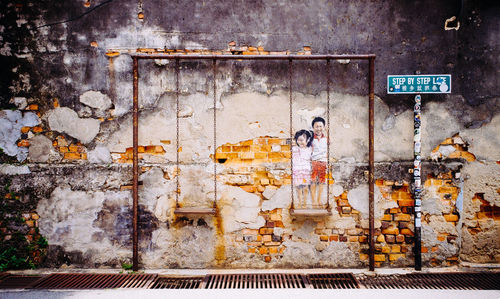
[
  {"xmin": 130, "ymin": 54, "xmax": 376, "ymax": 60},
  {"xmin": 132, "ymin": 57, "xmax": 139, "ymax": 272},
  {"xmin": 368, "ymin": 57, "xmax": 375, "ymax": 271},
  {"xmin": 175, "ymin": 58, "xmax": 180, "ymax": 208},
  {"xmin": 289, "ymin": 59, "xmax": 294, "ymax": 209}
]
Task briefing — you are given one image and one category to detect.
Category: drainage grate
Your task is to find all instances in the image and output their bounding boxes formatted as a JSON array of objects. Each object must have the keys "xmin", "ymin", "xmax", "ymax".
[
  {"xmin": 31, "ymin": 273, "xmax": 158, "ymax": 289},
  {"xmin": 152, "ymin": 276, "xmax": 204, "ymax": 289},
  {"xmin": 358, "ymin": 274, "xmax": 402, "ymax": 289},
  {"xmin": 2, "ymin": 272, "xmax": 497, "ymax": 290},
  {"xmin": 204, "ymin": 273, "xmax": 309, "ymax": 289},
  {"xmin": 307, "ymin": 273, "xmax": 359, "ymax": 289},
  {"xmin": 0, "ymin": 275, "xmax": 44, "ymax": 289},
  {"xmin": 358, "ymin": 272, "xmax": 500, "ymax": 290}
]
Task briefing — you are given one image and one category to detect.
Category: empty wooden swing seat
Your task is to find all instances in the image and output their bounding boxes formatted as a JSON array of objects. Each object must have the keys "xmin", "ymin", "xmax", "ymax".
[
  {"xmin": 174, "ymin": 207, "xmax": 216, "ymax": 216},
  {"xmin": 289, "ymin": 208, "xmax": 332, "ymax": 217}
]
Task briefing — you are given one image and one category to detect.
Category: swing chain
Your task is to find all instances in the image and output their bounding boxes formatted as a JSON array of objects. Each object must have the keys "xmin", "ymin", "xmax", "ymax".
[
  {"xmin": 326, "ymin": 58, "xmax": 331, "ymax": 210},
  {"xmin": 175, "ymin": 58, "xmax": 180, "ymax": 208},
  {"xmin": 213, "ymin": 59, "xmax": 217, "ymax": 209},
  {"xmin": 174, "ymin": 59, "xmax": 217, "ymax": 211}
]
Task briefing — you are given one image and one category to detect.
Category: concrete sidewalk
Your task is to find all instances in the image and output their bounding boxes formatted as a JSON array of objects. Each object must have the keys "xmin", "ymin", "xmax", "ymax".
[{"xmin": 8, "ymin": 264, "xmax": 500, "ymax": 275}]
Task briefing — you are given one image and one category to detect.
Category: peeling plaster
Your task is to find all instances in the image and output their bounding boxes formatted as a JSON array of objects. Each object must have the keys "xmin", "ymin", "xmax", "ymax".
[
  {"xmin": 47, "ymin": 107, "xmax": 100, "ymax": 144},
  {"xmin": 0, "ymin": 110, "xmax": 40, "ymax": 161}
]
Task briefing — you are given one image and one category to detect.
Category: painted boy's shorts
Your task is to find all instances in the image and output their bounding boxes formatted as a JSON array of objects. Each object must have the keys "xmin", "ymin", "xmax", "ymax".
[{"xmin": 311, "ymin": 161, "xmax": 327, "ymax": 183}]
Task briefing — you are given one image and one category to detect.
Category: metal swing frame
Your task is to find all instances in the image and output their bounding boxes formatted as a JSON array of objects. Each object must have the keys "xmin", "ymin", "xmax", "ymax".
[{"xmin": 131, "ymin": 53, "xmax": 376, "ymax": 272}]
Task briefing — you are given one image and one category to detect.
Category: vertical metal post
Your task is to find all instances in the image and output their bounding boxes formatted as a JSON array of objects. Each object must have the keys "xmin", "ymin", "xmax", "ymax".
[
  {"xmin": 289, "ymin": 58, "xmax": 294, "ymax": 209},
  {"xmin": 413, "ymin": 94, "xmax": 422, "ymax": 270},
  {"xmin": 368, "ymin": 57, "xmax": 375, "ymax": 271},
  {"xmin": 175, "ymin": 59, "xmax": 180, "ymax": 208},
  {"xmin": 132, "ymin": 57, "xmax": 139, "ymax": 272}
]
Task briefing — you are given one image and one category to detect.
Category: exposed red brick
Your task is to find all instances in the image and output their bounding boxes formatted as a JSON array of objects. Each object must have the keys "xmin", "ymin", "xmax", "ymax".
[
  {"xmin": 391, "ymin": 245, "xmax": 401, "ymax": 253},
  {"xmin": 394, "ymin": 213, "xmax": 411, "ymax": 221},
  {"xmin": 376, "ymin": 234, "xmax": 385, "ymax": 243},
  {"xmin": 240, "ymin": 186, "xmax": 256, "ymax": 193},
  {"xmin": 32, "ymin": 126, "xmax": 43, "ymax": 133},
  {"xmin": 385, "ymin": 235, "xmax": 396, "ymax": 243},
  {"xmin": 398, "ymin": 200, "xmax": 414, "ymax": 207},
  {"xmin": 330, "ymin": 235, "xmax": 339, "ymax": 242},
  {"xmin": 64, "ymin": 153, "xmax": 81, "ymax": 160},
  {"xmin": 400, "ymin": 228, "xmax": 414, "ymax": 236},
  {"xmin": 381, "ymin": 227, "xmax": 399, "ymax": 235},
  {"xmin": 26, "ymin": 104, "xmax": 38, "ymax": 110},
  {"xmin": 254, "ymin": 152, "xmax": 268, "ymax": 159},
  {"xmin": 381, "ymin": 214, "xmax": 392, "ymax": 221},
  {"xmin": 17, "ymin": 140, "xmax": 30, "ymax": 147},
  {"xmin": 444, "ymin": 214, "xmax": 459, "ymax": 222},
  {"xmin": 259, "ymin": 228, "xmax": 273, "ymax": 235},
  {"xmin": 389, "ymin": 253, "xmax": 405, "ymax": 261},
  {"xmin": 268, "ymin": 246, "xmax": 279, "ymax": 254},
  {"xmin": 381, "ymin": 246, "xmax": 390, "ymax": 253},
  {"xmin": 262, "ymin": 235, "xmax": 272, "ymax": 242},
  {"xmin": 348, "ymin": 236, "xmax": 358, "ymax": 242}
]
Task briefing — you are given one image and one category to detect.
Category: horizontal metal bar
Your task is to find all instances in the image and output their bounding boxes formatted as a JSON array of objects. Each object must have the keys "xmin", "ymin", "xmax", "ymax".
[{"xmin": 130, "ymin": 54, "xmax": 376, "ymax": 60}]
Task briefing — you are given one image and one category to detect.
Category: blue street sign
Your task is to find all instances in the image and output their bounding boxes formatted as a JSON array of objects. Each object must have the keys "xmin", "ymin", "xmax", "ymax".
[{"xmin": 387, "ymin": 74, "xmax": 451, "ymax": 94}]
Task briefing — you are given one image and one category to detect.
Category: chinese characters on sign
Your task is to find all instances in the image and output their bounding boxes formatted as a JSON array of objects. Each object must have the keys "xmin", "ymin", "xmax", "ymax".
[{"xmin": 387, "ymin": 75, "xmax": 451, "ymax": 94}]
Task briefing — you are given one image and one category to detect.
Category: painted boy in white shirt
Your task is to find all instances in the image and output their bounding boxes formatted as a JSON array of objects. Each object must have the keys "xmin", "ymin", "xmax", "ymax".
[{"xmin": 310, "ymin": 117, "xmax": 327, "ymax": 207}]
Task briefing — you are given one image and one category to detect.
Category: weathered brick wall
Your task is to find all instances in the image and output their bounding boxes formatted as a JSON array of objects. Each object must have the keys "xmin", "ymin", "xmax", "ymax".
[{"xmin": 0, "ymin": 0, "xmax": 499, "ymax": 269}]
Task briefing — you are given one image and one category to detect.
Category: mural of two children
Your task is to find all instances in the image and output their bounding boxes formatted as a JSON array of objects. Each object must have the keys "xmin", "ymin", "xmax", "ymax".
[{"xmin": 292, "ymin": 117, "xmax": 328, "ymax": 209}]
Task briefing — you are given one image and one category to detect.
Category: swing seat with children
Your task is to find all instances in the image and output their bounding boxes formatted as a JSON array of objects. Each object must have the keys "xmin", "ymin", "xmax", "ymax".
[
  {"xmin": 289, "ymin": 118, "xmax": 332, "ymax": 217},
  {"xmin": 287, "ymin": 60, "xmax": 334, "ymax": 217}
]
